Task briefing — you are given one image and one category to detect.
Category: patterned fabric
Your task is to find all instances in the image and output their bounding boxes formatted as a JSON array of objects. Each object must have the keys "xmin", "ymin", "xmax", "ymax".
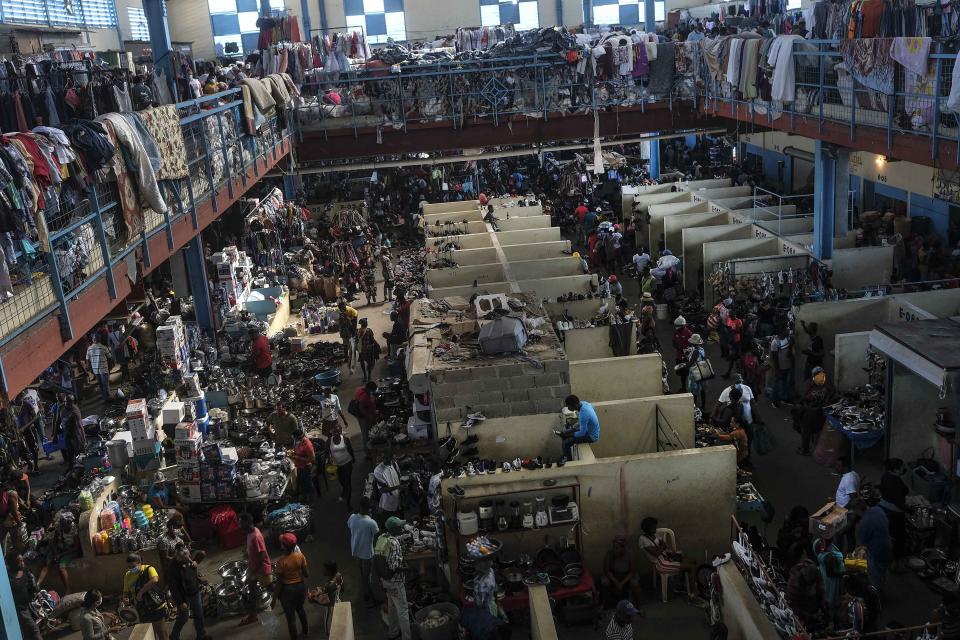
[
  {"xmin": 137, "ymin": 106, "xmax": 189, "ymax": 181},
  {"xmin": 96, "ymin": 118, "xmax": 145, "ymax": 238},
  {"xmin": 840, "ymin": 38, "xmax": 895, "ymax": 95}
]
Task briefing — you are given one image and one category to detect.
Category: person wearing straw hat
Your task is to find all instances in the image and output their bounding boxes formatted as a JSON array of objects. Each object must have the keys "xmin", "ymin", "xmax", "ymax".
[{"xmin": 685, "ymin": 334, "xmax": 709, "ymax": 409}]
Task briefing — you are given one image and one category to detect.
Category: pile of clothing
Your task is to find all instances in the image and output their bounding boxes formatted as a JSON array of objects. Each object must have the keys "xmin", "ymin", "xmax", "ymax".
[{"xmin": 239, "ymin": 72, "xmax": 299, "ymax": 133}]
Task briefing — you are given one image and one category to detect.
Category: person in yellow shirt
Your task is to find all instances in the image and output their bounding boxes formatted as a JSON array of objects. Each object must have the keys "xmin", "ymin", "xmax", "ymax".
[{"xmin": 122, "ymin": 553, "xmax": 168, "ymax": 640}]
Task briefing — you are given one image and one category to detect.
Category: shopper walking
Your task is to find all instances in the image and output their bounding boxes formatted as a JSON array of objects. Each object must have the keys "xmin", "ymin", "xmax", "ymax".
[
  {"xmin": 122, "ymin": 553, "xmax": 168, "ymax": 640},
  {"xmin": 671, "ymin": 316, "xmax": 693, "ymax": 392},
  {"xmin": 327, "ymin": 428, "xmax": 355, "ymax": 508},
  {"xmin": 289, "ymin": 428, "xmax": 315, "ymax": 503},
  {"xmin": 62, "ymin": 395, "xmax": 85, "ymax": 469},
  {"xmin": 685, "ymin": 334, "xmax": 709, "ymax": 409},
  {"xmin": 770, "ymin": 327, "xmax": 794, "ymax": 407},
  {"xmin": 381, "ymin": 248, "xmax": 395, "ymax": 302},
  {"xmin": 857, "ymin": 504, "xmax": 892, "ymax": 592},
  {"xmin": 338, "ymin": 301, "xmax": 359, "ymax": 372},
  {"xmin": 7, "ymin": 552, "xmax": 42, "ymax": 640},
  {"xmin": 239, "ymin": 514, "xmax": 272, "ymax": 626},
  {"xmin": 86, "ymin": 337, "xmax": 112, "ymax": 402},
  {"xmin": 354, "ymin": 381, "xmax": 379, "ymax": 453},
  {"xmin": 357, "ymin": 317, "xmax": 381, "ymax": 383},
  {"xmin": 168, "ymin": 545, "xmax": 211, "ymax": 640},
  {"xmin": 348, "ymin": 496, "xmax": 380, "ymax": 607},
  {"xmin": 319, "ymin": 386, "xmax": 348, "ymax": 437},
  {"xmin": 274, "ymin": 532, "xmax": 309, "ymax": 640},
  {"xmin": 375, "ymin": 516, "xmax": 412, "ymax": 640}
]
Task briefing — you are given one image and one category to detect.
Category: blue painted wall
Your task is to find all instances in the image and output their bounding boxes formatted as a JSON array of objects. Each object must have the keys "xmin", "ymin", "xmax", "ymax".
[{"xmin": 909, "ymin": 193, "xmax": 952, "ymax": 241}]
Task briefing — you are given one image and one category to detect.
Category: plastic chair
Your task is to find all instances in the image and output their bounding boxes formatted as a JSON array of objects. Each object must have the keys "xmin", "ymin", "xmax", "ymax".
[{"xmin": 640, "ymin": 527, "xmax": 690, "ymax": 603}]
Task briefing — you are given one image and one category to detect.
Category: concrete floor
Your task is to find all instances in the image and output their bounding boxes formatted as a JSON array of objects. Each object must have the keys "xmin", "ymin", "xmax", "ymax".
[{"xmin": 31, "ymin": 252, "xmax": 942, "ymax": 640}]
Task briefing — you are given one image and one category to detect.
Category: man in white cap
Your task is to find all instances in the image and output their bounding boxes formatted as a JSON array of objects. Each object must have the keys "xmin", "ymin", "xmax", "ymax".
[{"xmin": 672, "ymin": 315, "xmax": 693, "ymax": 392}]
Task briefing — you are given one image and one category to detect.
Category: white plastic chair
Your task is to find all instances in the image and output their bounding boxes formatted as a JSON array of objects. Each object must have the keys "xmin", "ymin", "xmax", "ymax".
[{"xmin": 640, "ymin": 527, "xmax": 690, "ymax": 603}]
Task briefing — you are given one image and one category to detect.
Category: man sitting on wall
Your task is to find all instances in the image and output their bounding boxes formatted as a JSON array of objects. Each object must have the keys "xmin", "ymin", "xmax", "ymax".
[{"xmin": 555, "ymin": 395, "xmax": 600, "ymax": 461}]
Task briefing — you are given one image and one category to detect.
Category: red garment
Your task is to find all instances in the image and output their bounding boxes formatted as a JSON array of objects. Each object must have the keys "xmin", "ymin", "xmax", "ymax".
[
  {"xmin": 398, "ymin": 299, "xmax": 412, "ymax": 327},
  {"xmin": 354, "ymin": 388, "xmax": 378, "ymax": 422},
  {"xmin": 743, "ymin": 352, "xmax": 763, "ymax": 391},
  {"xmin": 12, "ymin": 92, "xmax": 27, "ymax": 132},
  {"xmin": 726, "ymin": 317, "xmax": 743, "ymax": 344},
  {"xmin": 575, "ymin": 205, "xmax": 588, "ymax": 221},
  {"xmin": 250, "ymin": 335, "xmax": 272, "ymax": 369},
  {"xmin": 246, "ymin": 528, "xmax": 272, "ymax": 576},
  {"xmin": 292, "ymin": 437, "xmax": 314, "ymax": 469},
  {"xmin": 859, "ymin": 0, "xmax": 883, "ymax": 36},
  {"xmin": 672, "ymin": 326, "xmax": 693, "ymax": 361}
]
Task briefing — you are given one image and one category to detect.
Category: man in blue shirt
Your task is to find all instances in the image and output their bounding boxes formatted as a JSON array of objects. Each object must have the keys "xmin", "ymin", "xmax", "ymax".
[
  {"xmin": 558, "ymin": 395, "xmax": 600, "ymax": 461},
  {"xmin": 347, "ymin": 497, "xmax": 380, "ymax": 606}
]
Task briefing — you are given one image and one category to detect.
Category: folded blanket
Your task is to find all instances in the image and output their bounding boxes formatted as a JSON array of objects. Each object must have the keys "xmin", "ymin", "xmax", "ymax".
[{"xmin": 241, "ymin": 78, "xmax": 276, "ymax": 117}]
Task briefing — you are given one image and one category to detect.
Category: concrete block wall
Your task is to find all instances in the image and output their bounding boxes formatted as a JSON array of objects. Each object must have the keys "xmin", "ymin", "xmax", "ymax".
[{"xmin": 430, "ymin": 358, "xmax": 571, "ymax": 423}]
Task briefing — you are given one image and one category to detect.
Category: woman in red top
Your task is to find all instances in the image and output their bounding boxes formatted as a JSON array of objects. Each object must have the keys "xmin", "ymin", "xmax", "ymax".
[
  {"xmin": 723, "ymin": 310, "xmax": 744, "ymax": 379},
  {"xmin": 289, "ymin": 429, "xmax": 315, "ymax": 503},
  {"xmin": 354, "ymin": 381, "xmax": 379, "ymax": 454},
  {"xmin": 671, "ymin": 316, "xmax": 693, "ymax": 392}
]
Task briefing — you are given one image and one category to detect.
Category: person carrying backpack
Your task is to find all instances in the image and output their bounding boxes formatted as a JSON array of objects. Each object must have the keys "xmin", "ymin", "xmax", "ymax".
[{"xmin": 374, "ymin": 517, "xmax": 411, "ymax": 640}]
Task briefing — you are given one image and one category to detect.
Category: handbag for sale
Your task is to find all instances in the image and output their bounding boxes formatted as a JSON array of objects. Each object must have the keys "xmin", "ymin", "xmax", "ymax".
[{"xmin": 690, "ymin": 358, "xmax": 715, "ymax": 382}]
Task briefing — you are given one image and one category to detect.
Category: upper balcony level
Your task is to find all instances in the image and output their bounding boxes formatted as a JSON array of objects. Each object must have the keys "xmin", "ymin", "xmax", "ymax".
[
  {"xmin": 292, "ymin": 50, "xmax": 713, "ymax": 161},
  {"xmin": 695, "ymin": 37, "xmax": 960, "ymax": 169},
  {"xmin": 0, "ymin": 89, "xmax": 291, "ymax": 396}
]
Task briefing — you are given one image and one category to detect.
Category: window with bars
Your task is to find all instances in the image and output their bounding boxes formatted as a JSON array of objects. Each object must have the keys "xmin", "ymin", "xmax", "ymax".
[
  {"xmin": 479, "ymin": 0, "xmax": 539, "ymax": 32},
  {"xmin": 128, "ymin": 6, "xmax": 149, "ymax": 41},
  {"xmin": 344, "ymin": 0, "xmax": 406, "ymax": 45},
  {"xmin": 206, "ymin": 0, "xmax": 285, "ymax": 56},
  {"xmin": 591, "ymin": 0, "xmax": 664, "ymax": 26},
  {"xmin": 0, "ymin": 0, "xmax": 118, "ymax": 27}
]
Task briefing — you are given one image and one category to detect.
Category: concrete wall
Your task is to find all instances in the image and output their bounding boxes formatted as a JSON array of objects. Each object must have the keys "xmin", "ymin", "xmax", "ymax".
[
  {"xmin": 497, "ymin": 216, "xmax": 553, "ymax": 231},
  {"xmin": 510, "ymin": 257, "xmax": 582, "ymax": 281},
  {"xmin": 518, "ymin": 274, "xmax": 594, "ymax": 300},
  {"xmin": 447, "ymin": 247, "xmax": 499, "ymax": 266},
  {"xmin": 677, "ymin": 178, "xmax": 732, "ymax": 191},
  {"xmin": 718, "ymin": 563, "xmax": 780, "ymax": 640},
  {"xmin": 755, "ymin": 217, "xmax": 815, "ymax": 236},
  {"xmin": 426, "ymin": 220, "xmax": 487, "ymax": 235},
  {"xmin": 633, "ymin": 191, "xmax": 691, "ymax": 214},
  {"xmin": 441, "ymin": 446, "xmax": 737, "ymax": 578},
  {"xmin": 591, "ymin": 394, "xmax": 696, "ymax": 457},
  {"xmin": 502, "ymin": 241, "xmax": 572, "ymax": 261},
  {"xmin": 428, "ymin": 232, "xmax": 492, "ymax": 250},
  {"xmin": 834, "ymin": 331, "xmax": 872, "ymax": 391},
  {"xmin": 647, "ymin": 200, "xmax": 709, "ymax": 249},
  {"xmin": 563, "ymin": 325, "xmax": 634, "ymax": 361},
  {"xmin": 497, "ymin": 228, "xmax": 562, "ymax": 246},
  {"xmin": 430, "ymin": 359, "xmax": 571, "ymax": 423},
  {"xmin": 429, "ymin": 282, "xmax": 513, "ymax": 299},
  {"xmin": 426, "ymin": 263, "xmax": 506, "ymax": 289},
  {"xmin": 663, "ymin": 212, "xmax": 726, "ymax": 254},
  {"xmin": 681, "ymin": 224, "xmax": 753, "ymax": 292},
  {"xmin": 894, "ymin": 289, "xmax": 960, "ymax": 319},
  {"xmin": 423, "ymin": 200, "xmax": 479, "ymax": 214},
  {"xmin": 689, "ymin": 186, "xmax": 752, "ymax": 202},
  {"xmin": 570, "ymin": 354, "xmax": 662, "ymax": 400},
  {"xmin": 889, "ymin": 360, "xmax": 946, "ymax": 468},
  {"xmin": 530, "ymin": 585, "xmax": 560, "ymax": 640},
  {"xmin": 831, "ymin": 246, "xmax": 895, "ymax": 292},
  {"xmin": 493, "ymin": 204, "xmax": 545, "ymax": 217},
  {"xmin": 702, "ymin": 238, "xmax": 780, "ymax": 307},
  {"xmin": 457, "ymin": 413, "xmax": 565, "ymax": 460},
  {"xmin": 544, "ymin": 298, "xmax": 602, "ymax": 321},
  {"xmin": 423, "ymin": 210, "xmax": 483, "ymax": 224}
]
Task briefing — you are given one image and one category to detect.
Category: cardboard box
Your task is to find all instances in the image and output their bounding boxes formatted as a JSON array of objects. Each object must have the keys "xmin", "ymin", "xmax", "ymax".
[
  {"xmin": 809, "ymin": 502, "xmax": 848, "ymax": 537},
  {"xmin": 178, "ymin": 467, "xmax": 202, "ymax": 484},
  {"xmin": 132, "ymin": 435, "xmax": 161, "ymax": 455},
  {"xmin": 220, "ymin": 446, "xmax": 238, "ymax": 463},
  {"xmin": 128, "ymin": 418, "xmax": 152, "ymax": 441},
  {"xmin": 126, "ymin": 398, "xmax": 148, "ymax": 417},
  {"xmin": 162, "ymin": 401, "xmax": 185, "ymax": 425},
  {"xmin": 175, "ymin": 422, "xmax": 197, "ymax": 440},
  {"xmin": 179, "ymin": 483, "xmax": 202, "ymax": 503}
]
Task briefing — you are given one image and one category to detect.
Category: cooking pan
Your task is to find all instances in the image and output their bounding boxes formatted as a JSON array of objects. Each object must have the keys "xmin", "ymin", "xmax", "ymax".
[
  {"xmin": 536, "ymin": 547, "xmax": 563, "ymax": 567},
  {"xmin": 559, "ymin": 548, "xmax": 581, "ymax": 565}
]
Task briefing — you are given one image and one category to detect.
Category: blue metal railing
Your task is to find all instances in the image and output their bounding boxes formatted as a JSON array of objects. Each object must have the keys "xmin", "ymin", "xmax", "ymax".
[
  {"xmin": 697, "ymin": 38, "xmax": 960, "ymax": 162},
  {"xmin": 0, "ymin": 88, "xmax": 290, "ymax": 348},
  {"xmin": 294, "ymin": 52, "xmax": 681, "ymax": 137}
]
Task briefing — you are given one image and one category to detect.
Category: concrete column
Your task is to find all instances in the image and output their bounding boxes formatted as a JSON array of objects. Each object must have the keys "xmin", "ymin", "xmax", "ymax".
[
  {"xmin": 184, "ymin": 236, "xmax": 214, "ymax": 333},
  {"xmin": 645, "ymin": 0, "xmax": 657, "ymax": 32},
  {"xmin": 169, "ymin": 250, "xmax": 190, "ymax": 298},
  {"xmin": 648, "ymin": 138, "xmax": 660, "ymax": 180},
  {"xmin": 813, "ymin": 140, "xmax": 850, "ymax": 260},
  {"xmin": 143, "ymin": 0, "xmax": 178, "ymax": 102}
]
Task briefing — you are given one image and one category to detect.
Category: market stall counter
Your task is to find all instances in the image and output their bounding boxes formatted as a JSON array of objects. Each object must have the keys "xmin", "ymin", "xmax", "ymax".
[{"xmin": 77, "ymin": 476, "xmax": 165, "ymax": 592}]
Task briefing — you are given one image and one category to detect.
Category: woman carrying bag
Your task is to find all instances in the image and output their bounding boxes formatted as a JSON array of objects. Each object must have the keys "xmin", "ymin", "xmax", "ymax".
[
  {"xmin": 686, "ymin": 334, "xmax": 713, "ymax": 409},
  {"xmin": 326, "ymin": 429, "xmax": 355, "ymax": 510},
  {"xmin": 122, "ymin": 553, "xmax": 168, "ymax": 640}
]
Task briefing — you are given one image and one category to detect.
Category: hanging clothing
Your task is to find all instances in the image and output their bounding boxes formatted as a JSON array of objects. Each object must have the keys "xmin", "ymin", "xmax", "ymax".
[{"xmin": 134, "ymin": 106, "xmax": 189, "ymax": 181}]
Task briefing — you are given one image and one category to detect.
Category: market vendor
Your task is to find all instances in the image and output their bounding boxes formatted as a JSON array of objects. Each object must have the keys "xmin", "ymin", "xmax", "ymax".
[
  {"xmin": 268, "ymin": 402, "xmax": 301, "ymax": 444},
  {"xmin": 373, "ymin": 453, "xmax": 402, "ymax": 522},
  {"xmin": 318, "ymin": 387, "xmax": 347, "ymax": 437},
  {"xmin": 146, "ymin": 471, "xmax": 183, "ymax": 513},
  {"xmin": 601, "ymin": 535, "xmax": 643, "ymax": 610},
  {"xmin": 556, "ymin": 395, "xmax": 600, "ymax": 461},
  {"xmin": 289, "ymin": 428, "xmax": 316, "ymax": 503},
  {"xmin": 711, "ymin": 414, "xmax": 750, "ymax": 467},
  {"xmin": 249, "ymin": 328, "xmax": 273, "ymax": 380}
]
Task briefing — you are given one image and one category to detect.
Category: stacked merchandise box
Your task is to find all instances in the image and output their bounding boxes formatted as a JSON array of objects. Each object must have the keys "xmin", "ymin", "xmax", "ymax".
[
  {"xmin": 156, "ymin": 315, "xmax": 189, "ymax": 373},
  {"xmin": 175, "ymin": 426, "xmax": 203, "ymax": 503},
  {"xmin": 198, "ymin": 443, "xmax": 238, "ymax": 501},
  {"xmin": 128, "ymin": 399, "xmax": 162, "ymax": 471},
  {"xmin": 212, "ymin": 245, "xmax": 252, "ymax": 313}
]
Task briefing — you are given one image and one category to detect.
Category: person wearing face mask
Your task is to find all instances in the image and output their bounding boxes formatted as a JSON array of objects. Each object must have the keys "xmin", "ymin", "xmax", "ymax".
[
  {"xmin": 123, "ymin": 553, "xmax": 168, "ymax": 640},
  {"xmin": 325, "ymin": 428, "xmax": 356, "ymax": 509}
]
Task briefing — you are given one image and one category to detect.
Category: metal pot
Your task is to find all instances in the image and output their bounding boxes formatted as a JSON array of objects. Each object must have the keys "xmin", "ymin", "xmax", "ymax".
[{"xmin": 243, "ymin": 396, "xmax": 257, "ymax": 410}]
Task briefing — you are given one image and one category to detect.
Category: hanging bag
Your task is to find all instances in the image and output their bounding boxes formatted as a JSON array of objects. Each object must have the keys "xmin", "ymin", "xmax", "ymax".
[{"xmin": 690, "ymin": 358, "xmax": 715, "ymax": 382}]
